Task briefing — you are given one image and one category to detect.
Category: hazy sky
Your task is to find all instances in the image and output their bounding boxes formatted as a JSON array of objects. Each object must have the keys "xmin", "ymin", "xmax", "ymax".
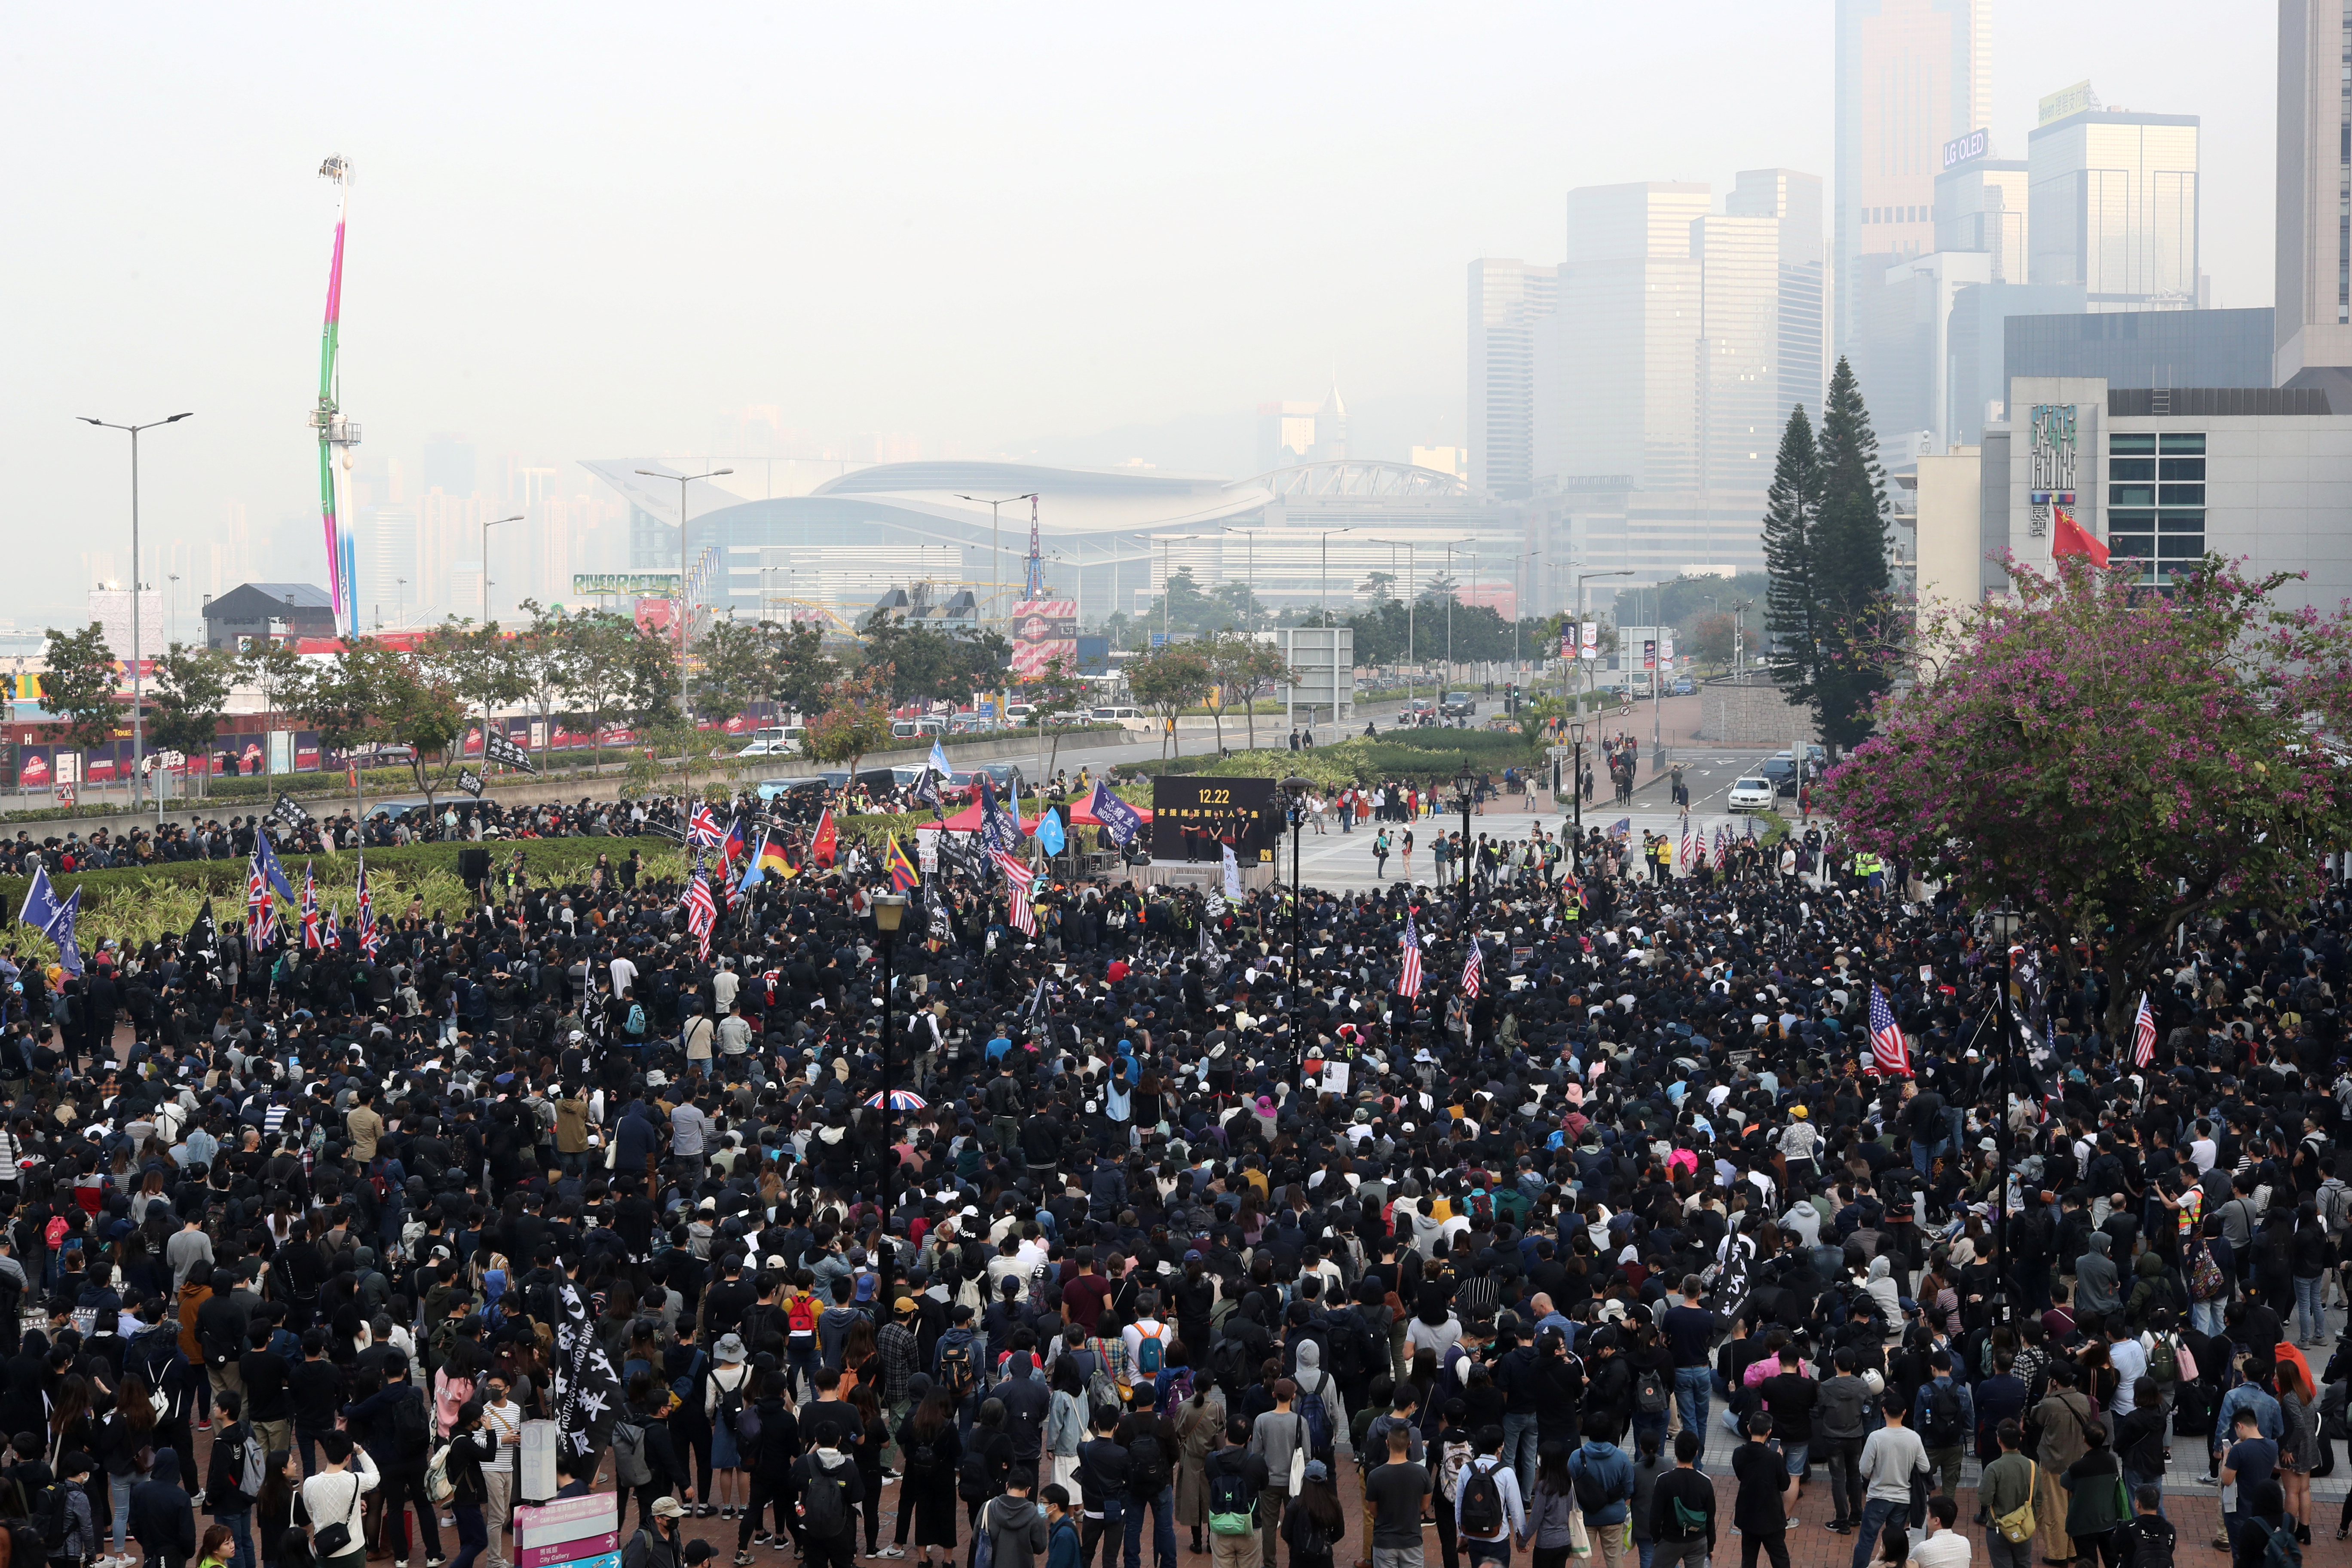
[{"xmin": 2, "ymin": 3, "xmax": 2273, "ymax": 627}]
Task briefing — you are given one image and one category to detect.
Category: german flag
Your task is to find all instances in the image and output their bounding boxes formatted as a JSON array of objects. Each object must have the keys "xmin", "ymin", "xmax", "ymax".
[{"xmin": 885, "ymin": 834, "xmax": 919, "ymax": 892}]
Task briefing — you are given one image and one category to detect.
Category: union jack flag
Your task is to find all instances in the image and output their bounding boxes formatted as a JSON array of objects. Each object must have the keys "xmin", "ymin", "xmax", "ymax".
[
  {"xmin": 2132, "ymin": 990, "xmax": 2158, "ymax": 1067},
  {"xmin": 688, "ymin": 803, "xmax": 723, "ymax": 847},
  {"xmin": 683, "ymin": 868, "xmax": 718, "ymax": 958},
  {"xmin": 1397, "ymin": 910, "xmax": 1423, "ymax": 998},
  {"xmin": 356, "ymin": 860, "xmax": 381, "ymax": 956},
  {"xmin": 245, "ymin": 855, "xmax": 276, "ymax": 950},
  {"xmin": 1867, "ymin": 983, "xmax": 1911, "ymax": 1076},
  {"xmin": 321, "ymin": 905, "xmax": 341, "ymax": 951},
  {"xmin": 1460, "ymin": 940, "xmax": 1483, "ymax": 1000},
  {"xmin": 299, "ymin": 862, "xmax": 322, "ymax": 952}
]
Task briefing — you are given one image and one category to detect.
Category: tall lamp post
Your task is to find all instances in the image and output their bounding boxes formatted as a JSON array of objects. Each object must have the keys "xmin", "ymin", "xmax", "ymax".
[
  {"xmin": 637, "ymin": 466, "xmax": 733, "ymax": 721},
  {"xmin": 1281, "ymin": 774, "xmax": 1313, "ymax": 949},
  {"xmin": 1985, "ymin": 901, "xmax": 2022, "ymax": 1320},
  {"xmin": 1453, "ymin": 763, "xmax": 1475, "ymax": 924},
  {"xmin": 79, "ymin": 411, "xmax": 193, "ymax": 810},
  {"xmin": 956, "ymin": 491, "xmax": 1040, "ymax": 630},
  {"xmin": 1314, "ymin": 528, "xmax": 1351, "ymax": 736},
  {"xmin": 480, "ymin": 513, "xmax": 525, "ymax": 625},
  {"xmin": 872, "ymin": 891, "xmax": 907, "ymax": 1305},
  {"xmin": 1568, "ymin": 720, "xmax": 1587, "ymax": 875}
]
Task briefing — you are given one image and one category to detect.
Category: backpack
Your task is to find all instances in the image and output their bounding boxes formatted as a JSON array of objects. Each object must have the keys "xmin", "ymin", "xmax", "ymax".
[
  {"xmin": 389, "ymin": 1389, "xmax": 431, "ymax": 1463},
  {"xmin": 801, "ymin": 1456, "xmax": 851, "ymax": 1539},
  {"xmin": 958, "ymin": 1448, "xmax": 996, "ymax": 1502},
  {"xmin": 1466, "ymin": 1188, "xmax": 1494, "ymax": 1227},
  {"xmin": 939, "ymin": 1338, "xmax": 979, "ymax": 1403},
  {"xmin": 2261, "ymin": 1519, "xmax": 2301, "ymax": 1568},
  {"xmin": 1635, "ymin": 1365, "xmax": 1668, "ymax": 1415},
  {"xmin": 36, "ymin": 1481, "xmax": 70, "ymax": 1551},
  {"xmin": 612, "ymin": 1418, "xmax": 652, "ymax": 1487},
  {"xmin": 1295, "ymin": 1375, "xmax": 1334, "ymax": 1461},
  {"xmin": 1133, "ymin": 1325, "xmax": 1166, "ymax": 1380},
  {"xmin": 905, "ymin": 1430, "xmax": 944, "ymax": 1479},
  {"xmin": 625, "ymin": 1003, "xmax": 647, "ymax": 1038},
  {"xmin": 1128, "ymin": 1433, "xmax": 1173, "ymax": 1499},
  {"xmin": 1076, "ymin": 1347, "xmax": 1121, "ymax": 1414},
  {"xmin": 1459, "ymin": 1461, "xmax": 1506, "ymax": 1537},
  {"xmin": 734, "ymin": 1400, "xmax": 764, "ymax": 1452},
  {"xmin": 670, "ymin": 1348, "xmax": 705, "ymax": 1409},
  {"xmin": 425, "ymin": 1439, "xmax": 456, "ymax": 1505},
  {"xmin": 1208, "ymin": 1470, "xmax": 1254, "ymax": 1535},
  {"xmin": 787, "ymin": 1294, "xmax": 819, "ymax": 1336},
  {"xmin": 2148, "ymin": 1336, "xmax": 2179, "ymax": 1385},
  {"xmin": 1922, "ymin": 1381, "xmax": 1965, "ymax": 1447}
]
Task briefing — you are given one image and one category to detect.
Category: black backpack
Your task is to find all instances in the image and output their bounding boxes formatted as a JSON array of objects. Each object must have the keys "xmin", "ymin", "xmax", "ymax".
[
  {"xmin": 1459, "ymin": 1463, "xmax": 1505, "ymax": 1537},
  {"xmin": 800, "ymin": 1457, "xmax": 851, "ymax": 1539},
  {"xmin": 1128, "ymin": 1433, "xmax": 1173, "ymax": 1500},
  {"xmin": 1571, "ymin": 1452, "xmax": 1614, "ymax": 1515},
  {"xmin": 906, "ymin": 1431, "xmax": 944, "ymax": 1479},
  {"xmin": 958, "ymin": 1449, "xmax": 996, "ymax": 1502},
  {"xmin": 389, "ymin": 1389, "xmax": 431, "ymax": 1461},
  {"xmin": 1635, "ymin": 1365, "xmax": 1668, "ymax": 1415},
  {"xmin": 1923, "ymin": 1381, "xmax": 1965, "ymax": 1447}
]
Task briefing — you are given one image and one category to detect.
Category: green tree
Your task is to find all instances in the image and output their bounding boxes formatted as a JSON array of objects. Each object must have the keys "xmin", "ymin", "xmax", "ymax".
[
  {"xmin": 805, "ymin": 667, "xmax": 895, "ymax": 780},
  {"xmin": 145, "ymin": 642, "xmax": 236, "ymax": 799},
  {"xmin": 1211, "ymin": 579, "xmax": 1269, "ymax": 629},
  {"xmin": 624, "ymin": 620, "xmax": 683, "ymax": 730},
  {"xmin": 553, "ymin": 610, "xmax": 638, "ymax": 749},
  {"xmin": 230, "ymin": 639, "xmax": 307, "ymax": 779},
  {"xmin": 1124, "ymin": 640, "xmax": 1213, "ymax": 759},
  {"xmin": 1144, "ymin": 567, "xmax": 1219, "ymax": 638},
  {"xmin": 39, "ymin": 623, "xmax": 120, "ymax": 753},
  {"xmin": 1762, "ymin": 401, "xmax": 1823, "ymax": 711},
  {"xmin": 420, "ymin": 617, "xmax": 528, "ymax": 757},
  {"xmin": 1809, "ymin": 358, "xmax": 1892, "ymax": 752},
  {"xmin": 857, "ymin": 611, "xmax": 1009, "ymax": 707},
  {"xmin": 1016, "ymin": 652, "xmax": 1094, "ymax": 779},
  {"xmin": 759, "ymin": 618, "xmax": 836, "ymax": 718},
  {"xmin": 690, "ymin": 612, "xmax": 769, "ymax": 724},
  {"xmin": 290, "ymin": 639, "xmax": 470, "ymax": 810},
  {"xmin": 512, "ymin": 600, "xmax": 578, "ymax": 769},
  {"xmin": 1203, "ymin": 633, "xmax": 1293, "ymax": 752}
]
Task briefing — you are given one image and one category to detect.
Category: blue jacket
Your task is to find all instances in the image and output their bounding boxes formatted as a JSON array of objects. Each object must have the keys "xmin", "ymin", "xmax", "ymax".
[
  {"xmin": 1911, "ymin": 1375, "xmax": 1975, "ymax": 1443},
  {"xmin": 1045, "ymin": 1517, "xmax": 1082, "ymax": 1568},
  {"xmin": 1568, "ymin": 1440, "xmax": 1635, "ymax": 1526}
]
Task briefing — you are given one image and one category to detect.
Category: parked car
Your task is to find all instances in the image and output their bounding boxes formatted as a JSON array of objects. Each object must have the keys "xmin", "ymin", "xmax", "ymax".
[
  {"xmin": 1090, "ymin": 705, "xmax": 1144, "ymax": 722},
  {"xmin": 1439, "ymin": 692, "xmax": 1477, "ymax": 718},
  {"xmin": 949, "ymin": 713, "xmax": 998, "ymax": 735},
  {"xmin": 1727, "ymin": 775, "xmax": 1776, "ymax": 812},
  {"xmin": 1758, "ymin": 756, "xmax": 1801, "ymax": 795},
  {"xmin": 1670, "ymin": 676, "xmax": 1697, "ymax": 696},
  {"xmin": 889, "ymin": 718, "xmax": 946, "ymax": 740}
]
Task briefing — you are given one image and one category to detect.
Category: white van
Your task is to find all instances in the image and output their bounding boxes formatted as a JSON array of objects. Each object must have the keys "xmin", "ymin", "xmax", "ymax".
[
  {"xmin": 737, "ymin": 725, "xmax": 805, "ymax": 758},
  {"xmin": 1090, "ymin": 705, "xmax": 1143, "ymax": 723}
]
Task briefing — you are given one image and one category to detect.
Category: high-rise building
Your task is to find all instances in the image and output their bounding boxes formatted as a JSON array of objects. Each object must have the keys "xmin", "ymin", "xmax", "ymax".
[
  {"xmin": 1935, "ymin": 153, "xmax": 2029, "ymax": 282},
  {"xmin": 1834, "ymin": 0, "xmax": 1993, "ymax": 355},
  {"xmin": 1726, "ymin": 168, "xmax": 1827, "ymax": 425},
  {"xmin": 367, "ymin": 505, "xmax": 417, "ymax": 624},
  {"xmin": 2027, "ymin": 102, "xmax": 2199, "ymax": 306},
  {"xmin": 1544, "ymin": 182, "xmax": 1709, "ymax": 490},
  {"xmin": 1467, "ymin": 260, "xmax": 1558, "ymax": 496},
  {"xmin": 2278, "ymin": 0, "xmax": 2352, "ymax": 397},
  {"xmin": 1256, "ymin": 384, "xmax": 1350, "ymax": 473},
  {"xmin": 1692, "ymin": 212, "xmax": 1781, "ymax": 491}
]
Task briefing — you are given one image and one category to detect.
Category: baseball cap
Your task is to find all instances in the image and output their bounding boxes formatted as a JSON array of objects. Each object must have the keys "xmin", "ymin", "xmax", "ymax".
[{"xmin": 652, "ymin": 1498, "xmax": 686, "ymax": 1520}]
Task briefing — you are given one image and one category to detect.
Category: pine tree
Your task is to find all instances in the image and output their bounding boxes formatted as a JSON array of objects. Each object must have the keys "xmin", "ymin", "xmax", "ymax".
[
  {"xmin": 1809, "ymin": 356, "xmax": 1892, "ymax": 751},
  {"xmin": 1761, "ymin": 403, "xmax": 1821, "ymax": 706}
]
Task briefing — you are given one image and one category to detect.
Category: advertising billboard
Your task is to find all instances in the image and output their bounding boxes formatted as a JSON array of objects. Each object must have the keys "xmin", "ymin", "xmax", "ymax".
[{"xmin": 1010, "ymin": 600, "xmax": 1078, "ymax": 680}]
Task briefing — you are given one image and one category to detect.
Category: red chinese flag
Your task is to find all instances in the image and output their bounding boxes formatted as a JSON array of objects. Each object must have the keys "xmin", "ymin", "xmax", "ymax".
[
  {"xmin": 2051, "ymin": 506, "xmax": 2110, "ymax": 568},
  {"xmin": 811, "ymin": 806, "xmax": 839, "ymax": 869}
]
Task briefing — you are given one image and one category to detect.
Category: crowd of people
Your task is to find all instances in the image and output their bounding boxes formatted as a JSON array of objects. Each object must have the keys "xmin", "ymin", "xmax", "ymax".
[{"xmin": 0, "ymin": 777, "xmax": 2337, "ymax": 1568}]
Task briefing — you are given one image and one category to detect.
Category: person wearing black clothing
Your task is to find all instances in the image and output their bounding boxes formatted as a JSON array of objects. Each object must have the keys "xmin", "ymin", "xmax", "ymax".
[
  {"xmin": 1730, "ymin": 1413, "xmax": 1793, "ymax": 1568},
  {"xmin": 240, "ymin": 1322, "xmax": 294, "ymax": 1456},
  {"xmin": 793, "ymin": 1438, "xmax": 867, "ymax": 1568},
  {"xmin": 203, "ymin": 1391, "xmax": 261, "ymax": 1568},
  {"xmin": 893, "ymin": 1386, "xmax": 964, "ymax": 1564},
  {"xmin": 735, "ymin": 1376, "xmax": 802, "ymax": 1562},
  {"xmin": 130, "ymin": 1448, "xmax": 198, "ymax": 1568},
  {"xmin": 291, "ymin": 1327, "xmax": 349, "ymax": 1475},
  {"xmin": 1074, "ymin": 1406, "xmax": 1131, "ymax": 1568},
  {"xmin": 1648, "ymin": 1432, "xmax": 1717, "ymax": 1568},
  {"xmin": 341, "ymin": 1352, "xmax": 439, "ymax": 1567}
]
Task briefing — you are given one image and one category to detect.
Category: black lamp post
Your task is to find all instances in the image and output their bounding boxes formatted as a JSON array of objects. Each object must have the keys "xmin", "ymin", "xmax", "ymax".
[
  {"xmin": 1454, "ymin": 763, "xmax": 1475, "ymax": 924},
  {"xmin": 1568, "ymin": 719, "xmax": 1586, "ymax": 877},
  {"xmin": 871, "ymin": 891, "xmax": 906, "ymax": 1306},
  {"xmin": 1281, "ymin": 774, "xmax": 1313, "ymax": 950},
  {"xmin": 1985, "ymin": 900, "xmax": 2020, "ymax": 1323}
]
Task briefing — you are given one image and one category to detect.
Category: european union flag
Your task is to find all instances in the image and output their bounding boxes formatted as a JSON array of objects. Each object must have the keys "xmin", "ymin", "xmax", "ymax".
[{"xmin": 1087, "ymin": 780, "xmax": 1143, "ymax": 848}]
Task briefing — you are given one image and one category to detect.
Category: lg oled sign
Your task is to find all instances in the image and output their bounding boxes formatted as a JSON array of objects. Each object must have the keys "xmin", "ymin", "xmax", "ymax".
[{"xmin": 1942, "ymin": 128, "xmax": 1990, "ymax": 170}]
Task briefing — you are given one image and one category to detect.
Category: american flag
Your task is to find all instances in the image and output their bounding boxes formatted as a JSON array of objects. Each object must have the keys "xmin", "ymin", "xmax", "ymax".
[
  {"xmin": 682, "ymin": 867, "xmax": 718, "ymax": 958},
  {"xmin": 990, "ymin": 848, "xmax": 1035, "ymax": 891},
  {"xmin": 356, "ymin": 860, "xmax": 380, "ymax": 956},
  {"xmin": 1678, "ymin": 818, "xmax": 1694, "ymax": 867},
  {"xmin": 688, "ymin": 802, "xmax": 723, "ymax": 847},
  {"xmin": 2132, "ymin": 990, "xmax": 2158, "ymax": 1067},
  {"xmin": 1460, "ymin": 940, "xmax": 1483, "ymax": 999},
  {"xmin": 299, "ymin": 862, "xmax": 322, "ymax": 952},
  {"xmin": 1397, "ymin": 910, "xmax": 1423, "ymax": 998},
  {"xmin": 1867, "ymin": 983, "xmax": 1911, "ymax": 1076}
]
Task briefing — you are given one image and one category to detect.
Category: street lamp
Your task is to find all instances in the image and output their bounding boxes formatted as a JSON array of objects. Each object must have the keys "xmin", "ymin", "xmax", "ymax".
[
  {"xmin": 872, "ymin": 891, "xmax": 908, "ymax": 1308},
  {"xmin": 1984, "ymin": 901, "xmax": 2023, "ymax": 1322},
  {"xmin": 481, "ymin": 514, "xmax": 524, "ymax": 625},
  {"xmin": 1370, "ymin": 539, "xmax": 1419, "ymax": 714},
  {"xmin": 956, "ymin": 492, "xmax": 1039, "ymax": 629},
  {"xmin": 1314, "ymin": 528, "xmax": 1351, "ymax": 737},
  {"xmin": 1563, "ymin": 567, "xmax": 1634, "ymax": 745},
  {"xmin": 637, "ymin": 467, "xmax": 733, "ymax": 721},
  {"xmin": 1280, "ymin": 774, "xmax": 1314, "ymax": 949},
  {"xmin": 79, "ymin": 411, "xmax": 193, "ymax": 811},
  {"xmin": 1453, "ymin": 762, "xmax": 1476, "ymax": 924},
  {"xmin": 1568, "ymin": 720, "xmax": 1587, "ymax": 875}
]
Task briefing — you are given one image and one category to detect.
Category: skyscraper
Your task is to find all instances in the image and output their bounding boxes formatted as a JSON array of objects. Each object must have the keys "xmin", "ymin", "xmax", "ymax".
[
  {"xmin": 1727, "ymin": 168, "xmax": 1827, "ymax": 424},
  {"xmin": 1257, "ymin": 384, "xmax": 1350, "ymax": 472},
  {"xmin": 2027, "ymin": 104, "xmax": 2199, "ymax": 306},
  {"xmin": 1544, "ymin": 182, "xmax": 1709, "ymax": 490},
  {"xmin": 1692, "ymin": 212, "xmax": 1781, "ymax": 491},
  {"xmin": 1834, "ymin": 0, "xmax": 1993, "ymax": 355},
  {"xmin": 1467, "ymin": 260, "xmax": 1558, "ymax": 496},
  {"xmin": 2278, "ymin": 0, "xmax": 2352, "ymax": 396}
]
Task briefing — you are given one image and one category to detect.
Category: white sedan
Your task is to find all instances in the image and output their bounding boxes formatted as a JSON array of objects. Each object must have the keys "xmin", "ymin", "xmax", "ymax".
[{"xmin": 1727, "ymin": 776, "xmax": 1775, "ymax": 812}]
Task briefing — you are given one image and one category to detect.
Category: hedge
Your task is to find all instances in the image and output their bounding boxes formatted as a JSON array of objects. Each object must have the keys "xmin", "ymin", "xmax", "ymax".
[{"xmin": 1115, "ymin": 730, "xmax": 1541, "ymax": 792}]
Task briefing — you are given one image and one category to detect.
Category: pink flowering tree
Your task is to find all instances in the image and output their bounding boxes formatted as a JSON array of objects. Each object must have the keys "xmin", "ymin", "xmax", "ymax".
[{"xmin": 1822, "ymin": 554, "xmax": 2352, "ymax": 1044}]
